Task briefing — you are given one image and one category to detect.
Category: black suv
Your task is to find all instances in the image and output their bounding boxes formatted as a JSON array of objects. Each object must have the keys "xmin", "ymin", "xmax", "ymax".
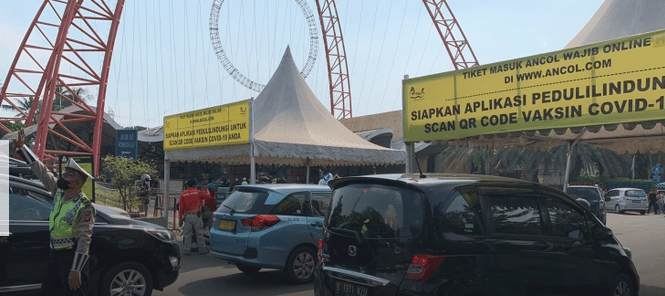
[
  {"xmin": 314, "ymin": 174, "xmax": 639, "ymax": 296},
  {"xmin": 566, "ymin": 185, "xmax": 607, "ymax": 224},
  {"xmin": 1, "ymin": 174, "xmax": 181, "ymax": 296}
]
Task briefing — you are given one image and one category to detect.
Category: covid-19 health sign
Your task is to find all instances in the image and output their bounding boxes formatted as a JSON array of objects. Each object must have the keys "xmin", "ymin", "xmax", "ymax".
[
  {"xmin": 403, "ymin": 29, "xmax": 665, "ymax": 142},
  {"xmin": 163, "ymin": 100, "xmax": 250, "ymax": 150}
]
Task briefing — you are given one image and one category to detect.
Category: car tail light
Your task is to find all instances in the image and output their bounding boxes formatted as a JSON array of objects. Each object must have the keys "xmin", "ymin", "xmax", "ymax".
[
  {"xmin": 241, "ymin": 215, "xmax": 280, "ymax": 231},
  {"xmin": 317, "ymin": 240, "xmax": 323, "ymax": 262},
  {"xmin": 405, "ymin": 254, "xmax": 446, "ymax": 282}
]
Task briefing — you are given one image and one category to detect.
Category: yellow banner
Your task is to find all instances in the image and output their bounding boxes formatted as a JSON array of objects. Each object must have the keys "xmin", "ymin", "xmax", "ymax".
[
  {"xmin": 403, "ymin": 29, "xmax": 665, "ymax": 142},
  {"xmin": 163, "ymin": 100, "xmax": 250, "ymax": 150}
]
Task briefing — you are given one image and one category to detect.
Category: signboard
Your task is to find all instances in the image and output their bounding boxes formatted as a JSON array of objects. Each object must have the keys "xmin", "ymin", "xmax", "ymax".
[
  {"xmin": 403, "ymin": 29, "xmax": 665, "ymax": 142},
  {"xmin": 115, "ymin": 129, "xmax": 138, "ymax": 159},
  {"xmin": 163, "ymin": 100, "xmax": 250, "ymax": 150},
  {"xmin": 652, "ymin": 164, "xmax": 663, "ymax": 183}
]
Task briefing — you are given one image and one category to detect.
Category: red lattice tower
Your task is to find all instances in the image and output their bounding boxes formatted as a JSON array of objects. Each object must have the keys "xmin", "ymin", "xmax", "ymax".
[
  {"xmin": 0, "ymin": 0, "xmax": 125, "ymax": 176},
  {"xmin": 422, "ymin": 0, "xmax": 479, "ymax": 69},
  {"xmin": 315, "ymin": 0, "xmax": 352, "ymax": 119},
  {"xmin": 317, "ymin": 0, "xmax": 478, "ymax": 119}
]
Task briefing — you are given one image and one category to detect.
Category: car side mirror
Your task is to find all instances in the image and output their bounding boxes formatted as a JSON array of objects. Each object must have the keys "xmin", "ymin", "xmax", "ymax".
[
  {"xmin": 575, "ymin": 198, "xmax": 591, "ymax": 210},
  {"xmin": 604, "ymin": 196, "xmax": 610, "ymax": 202},
  {"xmin": 593, "ymin": 227, "xmax": 613, "ymax": 240}
]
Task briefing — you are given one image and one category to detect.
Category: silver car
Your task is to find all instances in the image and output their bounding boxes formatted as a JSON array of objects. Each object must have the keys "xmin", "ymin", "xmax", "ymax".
[{"xmin": 604, "ymin": 188, "xmax": 648, "ymax": 215}]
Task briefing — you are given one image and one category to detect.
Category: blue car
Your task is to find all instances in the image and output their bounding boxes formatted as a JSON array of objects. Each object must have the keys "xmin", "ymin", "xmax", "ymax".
[{"xmin": 209, "ymin": 184, "xmax": 331, "ymax": 283}]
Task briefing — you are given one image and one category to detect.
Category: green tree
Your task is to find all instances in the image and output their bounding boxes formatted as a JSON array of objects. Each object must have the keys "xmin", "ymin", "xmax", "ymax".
[{"xmin": 102, "ymin": 155, "xmax": 157, "ymax": 211}]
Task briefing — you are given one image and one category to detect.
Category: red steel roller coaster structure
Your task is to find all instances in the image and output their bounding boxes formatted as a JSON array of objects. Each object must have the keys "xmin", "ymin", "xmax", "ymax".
[{"xmin": 0, "ymin": 0, "xmax": 477, "ymax": 176}]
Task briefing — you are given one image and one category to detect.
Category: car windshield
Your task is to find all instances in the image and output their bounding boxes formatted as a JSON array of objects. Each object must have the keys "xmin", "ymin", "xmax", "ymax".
[
  {"xmin": 219, "ymin": 190, "xmax": 269, "ymax": 214},
  {"xmin": 327, "ymin": 183, "xmax": 424, "ymax": 238},
  {"xmin": 567, "ymin": 187, "xmax": 600, "ymax": 202},
  {"xmin": 626, "ymin": 190, "xmax": 646, "ymax": 198}
]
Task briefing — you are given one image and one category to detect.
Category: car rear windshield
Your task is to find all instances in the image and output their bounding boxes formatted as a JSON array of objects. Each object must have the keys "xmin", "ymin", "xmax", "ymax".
[
  {"xmin": 626, "ymin": 190, "xmax": 646, "ymax": 197},
  {"xmin": 327, "ymin": 183, "xmax": 424, "ymax": 238},
  {"xmin": 218, "ymin": 190, "xmax": 269, "ymax": 214},
  {"xmin": 567, "ymin": 187, "xmax": 601, "ymax": 202}
]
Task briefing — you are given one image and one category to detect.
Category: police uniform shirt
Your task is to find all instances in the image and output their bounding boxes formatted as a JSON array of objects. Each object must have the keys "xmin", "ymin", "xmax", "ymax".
[{"xmin": 27, "ymin": 157, "xmax": 95, "ymax": 256}]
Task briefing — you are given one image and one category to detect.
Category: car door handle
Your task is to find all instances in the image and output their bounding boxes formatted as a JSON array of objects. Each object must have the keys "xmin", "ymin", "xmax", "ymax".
[{"xmin": 311, "ymin": 222, "xmax": 324, "ymax": 227}]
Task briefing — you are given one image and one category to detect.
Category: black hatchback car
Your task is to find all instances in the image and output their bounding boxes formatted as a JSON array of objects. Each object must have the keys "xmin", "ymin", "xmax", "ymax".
[
  {"xmin": 314, "ymin": 174, "xmax": 639, "ymax": 296},
  {"xmin": 566, "ymin": 184, "xmax": 607, "ymax": 224},
  {"xmin": 1, "ymin": 175, "xmax": 181, "ymax": 296}
]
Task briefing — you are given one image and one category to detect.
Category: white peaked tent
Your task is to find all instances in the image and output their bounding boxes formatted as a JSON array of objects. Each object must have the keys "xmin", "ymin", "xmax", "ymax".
[
  {"xmin": 566, "ymin": 0, "xmax": 665, "ymax": 49},
  {"xmin": 165, "ymin": 47, "xmax": 405, "ymax": 168}
]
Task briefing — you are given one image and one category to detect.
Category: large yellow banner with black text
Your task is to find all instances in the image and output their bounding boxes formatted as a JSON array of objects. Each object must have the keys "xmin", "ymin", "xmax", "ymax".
[
  {"xmin": 163, "ymin": 100, "xmax": 250, "ymax": 150},
  {"xmin": 403, "ymin": 29, "xmax": 665, "ymax": 142}
]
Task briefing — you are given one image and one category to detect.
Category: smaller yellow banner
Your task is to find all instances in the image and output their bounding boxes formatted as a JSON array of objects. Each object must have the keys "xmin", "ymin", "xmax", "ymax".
[{"xmin": 163, "ymin": 100, "xmax": 250, "ymax": 150}]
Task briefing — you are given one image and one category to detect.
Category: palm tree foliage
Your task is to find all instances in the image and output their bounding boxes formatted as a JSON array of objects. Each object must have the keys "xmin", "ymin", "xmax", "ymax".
[
  {"xmin": 1, "ymin": 86, "xmax": 88, "ymax": 131},
  {"xmin": 436, "ymin": 143, "xmax": 630, "ymax": 183}
]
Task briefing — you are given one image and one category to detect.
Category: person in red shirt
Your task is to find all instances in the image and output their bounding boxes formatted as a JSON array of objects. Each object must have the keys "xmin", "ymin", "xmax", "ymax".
[{"xmin": 178, "ymin": 180, "xmax": 209, "ymax": 255}]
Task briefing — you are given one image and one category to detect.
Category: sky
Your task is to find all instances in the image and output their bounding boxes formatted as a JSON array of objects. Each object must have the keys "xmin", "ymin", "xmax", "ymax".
[{"xmin": 0, "ymin": 0, "xmax": 606, "ymax": 129}]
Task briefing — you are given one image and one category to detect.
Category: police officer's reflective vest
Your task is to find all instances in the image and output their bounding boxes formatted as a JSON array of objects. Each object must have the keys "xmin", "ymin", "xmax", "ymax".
[{"xmin": 48, "ymin": 190, "xmax": 94, "ymax": 249}]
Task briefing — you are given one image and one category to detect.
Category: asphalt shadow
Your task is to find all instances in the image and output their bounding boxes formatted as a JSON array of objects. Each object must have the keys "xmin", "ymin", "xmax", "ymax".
[
  {"xmin": 640, "ymin": 285, "xmax": 665, "ymax": 296},
  {"xmin": 177, "ymin": 269, "xmax": 313, "ymax": 296}
]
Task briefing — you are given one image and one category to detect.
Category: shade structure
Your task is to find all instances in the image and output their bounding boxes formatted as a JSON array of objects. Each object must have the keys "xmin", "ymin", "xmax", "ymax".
[{"xmin": 165, "ymin": 47, "xmax": 405, "ymax": 166}]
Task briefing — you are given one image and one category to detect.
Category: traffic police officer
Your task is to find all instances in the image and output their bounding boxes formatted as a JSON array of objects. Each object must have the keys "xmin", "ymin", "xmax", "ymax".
[{"xmin": 14, "ymin": 129, "xmax": 95, "ymax": 295}]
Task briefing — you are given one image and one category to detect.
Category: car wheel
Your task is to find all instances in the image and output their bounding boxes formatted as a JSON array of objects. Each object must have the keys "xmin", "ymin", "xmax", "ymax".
[
  {"xmin": 615, "ymin": 205, "xmax": 622, "ymax": 214},
  {"xmin": 100, "ymin": 261, "xmax": 153, "ymax": 296},
  {"xmin": 609, "ymin": 273, "xmax": 634, "ymax": 296},
  {"xmin": 236, "ymin": 264, "xmax": 261, "ymax": 274},
  {"xmin": 284, "ymin": 246, "xmax": 316, "ymax": 284}
]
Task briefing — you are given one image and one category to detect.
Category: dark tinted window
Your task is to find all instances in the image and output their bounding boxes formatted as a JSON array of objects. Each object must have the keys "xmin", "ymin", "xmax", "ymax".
[
  {"xmin": 310, "ymin": 192, "xmax": 331, "ymax": 217},
  {"xmin": 9, "ymin": 187, "xmax": 52, "ymax": 221},
  {"xmin": 327, "ymin": 183, "xmax": 423, "ymax": 238},
  {"xmin": 440, "ymin": 189, "xmax": 482, "ymax": 235},
  {"xmin": 567, "ymin": 187, "xmax": 601, "ymax": 202},
  {"xmin": 219, "ymin": 190, "xmax": 269, "ymax": 214},
  {"xmin": 545, "ymin": 196, "xmax": 589, "ymax": 239},
  {"xmin": 626, "ymin": 190, "xmax": 646, "ymax": 198},
  {"xmin": 487, "ymin": 196, "xmax": 543, "ymax": 236},
  {"xmin": 270, "ymin": 192, "xmax": 307, "ymax": 216}
]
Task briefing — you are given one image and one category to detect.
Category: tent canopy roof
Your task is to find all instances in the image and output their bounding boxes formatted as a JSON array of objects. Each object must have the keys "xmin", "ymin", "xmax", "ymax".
[{"xmin": 166, "ymin": 47, "xmax": 405, "ymax": 166}]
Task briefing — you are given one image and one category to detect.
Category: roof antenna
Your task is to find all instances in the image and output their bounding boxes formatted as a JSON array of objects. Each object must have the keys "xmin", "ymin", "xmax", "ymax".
[{"xmin": 415, "ymin": 158, "xmax": 426, "ymax": 178}]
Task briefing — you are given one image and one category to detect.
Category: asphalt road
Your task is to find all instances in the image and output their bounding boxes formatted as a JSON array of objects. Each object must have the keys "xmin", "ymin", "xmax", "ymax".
[
  {"xmin": 155, "ymin": 212, "xmax": 665, "ymax": 296},
  {"xmin": 606, "ymin": 211, "xmax": 665, "ymax": 296},
  {"xmin": 153, "ymin": 248, "xmax": 314, "ymax": 296}
]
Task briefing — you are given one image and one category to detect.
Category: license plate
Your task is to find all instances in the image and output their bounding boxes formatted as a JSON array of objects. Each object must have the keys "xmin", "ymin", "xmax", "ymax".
[
  {"xmin": 335, "ymin": 281, "xmax": 369, "ymax": 296},
  {"xmin": 632, "ymin": 200, "xmax": 642, "ymax": 203},
  {"xmin": 218, "ymin": 219, "xmax": 236, "ymax": 231}
]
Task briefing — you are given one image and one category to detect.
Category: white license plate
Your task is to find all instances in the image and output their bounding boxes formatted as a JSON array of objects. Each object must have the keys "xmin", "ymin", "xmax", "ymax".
[{"xmin": 335, "ymin": 281, "xmax": 369, "ymax": 296}]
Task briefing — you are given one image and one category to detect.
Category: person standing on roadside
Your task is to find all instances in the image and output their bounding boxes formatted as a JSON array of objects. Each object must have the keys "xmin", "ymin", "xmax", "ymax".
[
  {"xmin": 178, "ymin": 179, "xmax": 208, "ymax": 255},
  {"xmin": 13, "ymin": 129, "xmax": 95, "ymax": 296},
  {"xmin": 657, "ymin": 191, "xmax": 664, "ymax": 215},
  {"xmin": 136, "ymin": 174, "xmax": 153, "ymax": 217},
  {"xmin": 648, "ymin": 187, "xmax": 658, "ymax": 214}
]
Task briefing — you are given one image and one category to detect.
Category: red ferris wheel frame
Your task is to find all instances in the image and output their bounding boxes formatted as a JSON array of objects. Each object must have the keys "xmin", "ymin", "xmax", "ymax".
[
  {"xmin": 316, "ymin": 0, "xmax": 478, "ymax": 119},
  {"xmin": 0, "ymin": 0, "xmax": 125, "ymax": 176},
  {"xmin": 2, "ymin": 0, "xmax": 476, "ymax": 175}
]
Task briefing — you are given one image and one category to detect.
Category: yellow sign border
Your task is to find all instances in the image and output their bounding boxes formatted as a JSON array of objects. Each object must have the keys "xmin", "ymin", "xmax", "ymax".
[
  {"xmin": 403, "ymin": 29, "xmax": 665, "ymax": 142},
  {"xmin": 163, "ymin": 100, "xmax": 250, "ymax": 150}
]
